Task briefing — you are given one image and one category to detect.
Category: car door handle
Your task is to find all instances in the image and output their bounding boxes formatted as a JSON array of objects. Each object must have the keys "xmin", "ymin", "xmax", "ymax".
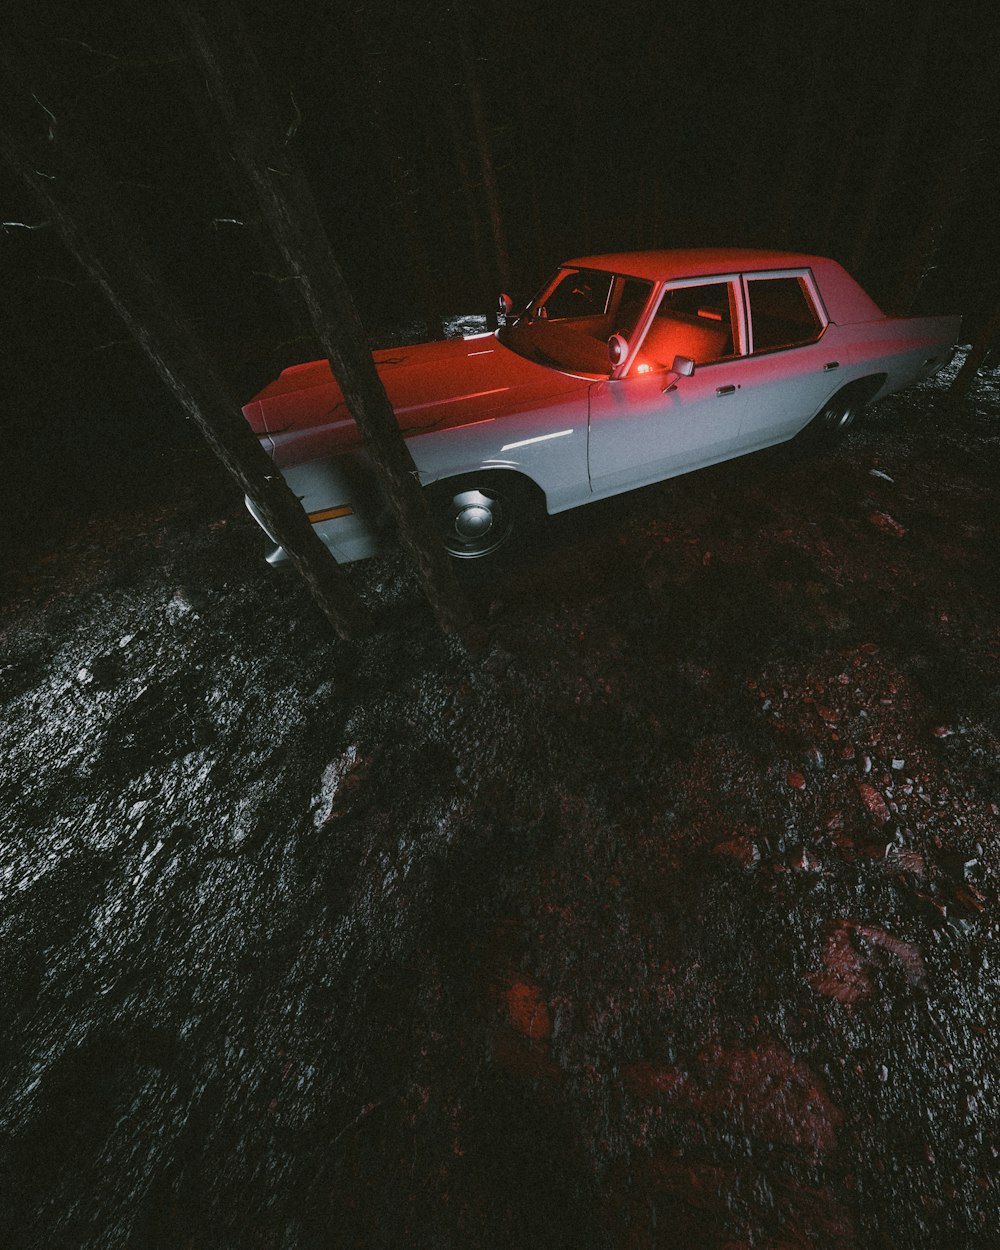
[
  {"xmin": 823, "ymin": 361, "xmax": 840, "ymax": 372},
  {"xmin": 715, "ymin": 384, "xmax": 737, "ymax": 396}
]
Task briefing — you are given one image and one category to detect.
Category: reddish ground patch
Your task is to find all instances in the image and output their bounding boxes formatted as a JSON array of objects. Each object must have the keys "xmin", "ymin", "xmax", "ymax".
[
  {"xmin": 623, "ymin": 1041, "xmax": 841, "ymax": 1163},
  {"xmin": 808, "ymin": 919, "xmax": 926, "ymax": 1003},
  {"xmin": 505, "ymin": 978, "xmax": 553, "ymax": 1040}
]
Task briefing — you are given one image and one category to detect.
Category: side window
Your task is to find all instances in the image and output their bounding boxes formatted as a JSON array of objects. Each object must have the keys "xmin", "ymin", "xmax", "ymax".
[
  {"xmin": 539, "ymin": 269, "xmax": 613, "ymax": 321},
  {"xmin": 747, "ymin": 276, "xmax": 823, "ymax": 352},
  {"xmin": 635, "ymin": 281, "xmax": 737, "ymax": 371}
]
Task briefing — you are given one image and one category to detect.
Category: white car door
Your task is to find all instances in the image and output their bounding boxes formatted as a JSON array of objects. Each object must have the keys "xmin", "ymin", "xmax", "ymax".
[
  {"xmin": 735, "ymin": 269, "xmax": 843, "ymax": 450},
  {"xmin": 587, "ymin": 276, "xmax": 749, "ymax": 495}
]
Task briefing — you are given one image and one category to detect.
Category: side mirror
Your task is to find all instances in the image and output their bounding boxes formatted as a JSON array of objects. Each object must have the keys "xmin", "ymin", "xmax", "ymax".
[
  {"xmin": 608, "ymin": 333, "xmax": 630, "ymax": 367},
  {"xmin": 661, "ymin": 354, "xmax": 695, "ymax": 392},
  {"xmin": 498, "ymin": 293, "xmax": 514, "ymax": 322}
]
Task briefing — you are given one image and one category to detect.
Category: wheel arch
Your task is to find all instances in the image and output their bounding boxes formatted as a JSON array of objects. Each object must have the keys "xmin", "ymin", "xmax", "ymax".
[
  {"xmin": 424, "ymin": 466, "xmax": 549, "ymax": 513},
  {"xmin": 831, "ymin": 372, "xmax": 889, "ymax": 408},
  {"xmin": 798, "ymin": 371, "xmax": 888, "ymax": 442}
]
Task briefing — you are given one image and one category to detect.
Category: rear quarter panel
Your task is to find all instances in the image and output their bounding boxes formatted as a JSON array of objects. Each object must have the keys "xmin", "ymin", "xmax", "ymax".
[{"xmin": 846, "ymin": 314, "xmax": 962, "ymax": 399}]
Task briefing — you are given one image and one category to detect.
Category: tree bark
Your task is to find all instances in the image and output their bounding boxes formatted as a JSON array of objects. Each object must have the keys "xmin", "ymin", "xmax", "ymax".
[
  {"xmin": 439, "ymin": 66, "xmax": 496, "ymax": 324},
  {"xmin": 846, "ymin": 0, "xmax": 934, "ymax": 277},
  {"xmin": 174, "ymin": 0, "xmax": 471, "ymax": 638},
  {"xmin": 0, "ymin": 110, "xmax": 373, "ymax": 641},
  {"xmin": 952, "ymin": 298, "xmax": 1000, "ymax": 398},
  {"xmin": 889, "ymin": 128, "xmax": 983, "ymax": 315},
  {"xmin": 353, "ymin": 28, "xmax": 446, "ymax": 343},
  {"xmin": 449, "ymin": 0, "xmax": 512, "ymax": 294}
]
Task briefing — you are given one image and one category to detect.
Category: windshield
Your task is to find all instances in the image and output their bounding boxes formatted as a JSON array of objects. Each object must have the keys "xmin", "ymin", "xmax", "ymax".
[{"xmin": 497, "ymin": 268, "xmax": 654, "ymax": 376}]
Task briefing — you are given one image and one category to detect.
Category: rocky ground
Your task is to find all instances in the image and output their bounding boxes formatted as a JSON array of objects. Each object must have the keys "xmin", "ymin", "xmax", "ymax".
[{"xmin": 2, "ymin": 355, "xmax": 998, "ymax": 1249}]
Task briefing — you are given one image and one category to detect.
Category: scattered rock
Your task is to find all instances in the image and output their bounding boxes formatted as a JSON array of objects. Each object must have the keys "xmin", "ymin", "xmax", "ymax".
[
  {"xmin": 787, "ymin": 771, "xmax": 807, "ymax": 790},
  {"xmin": 808, "ymin": 921, "xmax": 872, "ymax": 1004},
  {"xmin": 884, "ymin": 846, "xmax": 926, "ymax": 878},
  {"xmin": 788, "ymin": 846, "xmax": 820, "ymax": 872},
  {"xmin": 809, "ymin": 920, "xmax": 926, "ymax": 1003},
  {"xmin": 953, "ymin": 885, "xmax": 986, "ymax": 917},
  {"xmin": 312, "ymin": 746, "xmax": 375, "ymax": 826},
  {"xmin": 854, "ymin": 924, "xmax": 926, "ymax": 987},
  {"xmin": 868, "ymin": 511, "xmax": 906, "ymax": 537},
  {"xmin": 166, "ymin": 586, "xmax": 202, "ymax": 623},
  {"xmin": 940, "ymin": 851, "xmax": 979, "ymax": 883},
  {"xmin": 712, "ymin": 835, "xmax": 760, "ymax": 868},
  {"xmin": 857, "ymin": 782, "xmax": 890, "ymax": 825}
]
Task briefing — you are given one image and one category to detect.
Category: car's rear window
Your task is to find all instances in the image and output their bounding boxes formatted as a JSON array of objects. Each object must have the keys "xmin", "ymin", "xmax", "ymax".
[{"xmin": 747, "ymin": 276, "xmax": 823, "ymax": 351}]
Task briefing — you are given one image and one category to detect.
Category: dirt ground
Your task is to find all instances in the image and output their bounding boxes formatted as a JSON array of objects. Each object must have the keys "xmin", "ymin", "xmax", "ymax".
[{"xmin": 2, "ymin": 355, "xmax": 999, "ymax": 1249}]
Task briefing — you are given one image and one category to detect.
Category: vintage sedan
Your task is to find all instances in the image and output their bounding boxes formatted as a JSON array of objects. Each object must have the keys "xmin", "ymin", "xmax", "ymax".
[{"xmin": 241, "ymin": 249, "xmax": 960, "ymax": 563}]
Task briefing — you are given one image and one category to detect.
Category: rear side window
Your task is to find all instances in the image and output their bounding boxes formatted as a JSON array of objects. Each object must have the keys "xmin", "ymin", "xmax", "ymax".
[{"xmin": 747, "ymin": 276, "xmax": 823, "ymax": 352}]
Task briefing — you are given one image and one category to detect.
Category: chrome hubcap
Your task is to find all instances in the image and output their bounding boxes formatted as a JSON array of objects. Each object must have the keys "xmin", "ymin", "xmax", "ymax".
[
  {"xmin": 440, "ymin": 487, "xmax": 512, "ymax": 558},
  {"xmin": 454, "ymin": 501, "xmax": 494, "ymax": 539}
]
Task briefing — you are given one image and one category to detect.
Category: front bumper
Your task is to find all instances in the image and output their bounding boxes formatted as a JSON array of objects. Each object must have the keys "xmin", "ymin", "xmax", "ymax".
[{"xmin": 244, "ymin": 495, "xmax": 387, "ymax": 567}]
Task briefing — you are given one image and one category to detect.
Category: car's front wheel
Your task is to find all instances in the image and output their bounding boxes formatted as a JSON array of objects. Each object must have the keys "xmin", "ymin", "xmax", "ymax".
[{"xmin": 426, "ymin": 475, "xmax": 530, "ymax": 560}]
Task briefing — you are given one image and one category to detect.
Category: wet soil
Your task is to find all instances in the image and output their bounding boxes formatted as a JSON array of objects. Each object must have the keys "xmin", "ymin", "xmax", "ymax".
[{"xmin": 2, "ymin": 356, "xmax": 999, "ymax": 1249}]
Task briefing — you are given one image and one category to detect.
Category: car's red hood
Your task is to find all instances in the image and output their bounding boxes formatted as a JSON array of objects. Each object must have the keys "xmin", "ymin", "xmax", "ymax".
[{"xmin": 242, "ymin": 334, "xmax": 585, "ymax": 464}]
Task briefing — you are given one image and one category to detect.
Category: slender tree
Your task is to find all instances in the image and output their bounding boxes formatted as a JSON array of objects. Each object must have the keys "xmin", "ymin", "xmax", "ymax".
[
  {"xmin": 889, "ymin": 149, "xmax": 967, "ymax": 315},
  {"xmin": 349, "ymin": 9, "xmax": 446, "ymax": 341},
  {"xmin": 889, "ymin": 111, "xmax": 986, "ymax": 314},
  {"xmin": 846, "ymin": 0, "xmax": 935, "ymax": 277},
  {"xmin": 434, "ymin": 40, "xmax": 496, "ymax": 321},
  {"xmin": 0, "ymin": 107, "xmax": 373, "ymax": 639},
  {"xmin": 951, "ymin": 297, "xmax": 1000, "ymax": 398},
  {"xmin": 449, "ymin": 0, "xmax": 512, "ymax": 295},
  {"xmin": 173, "ymin": 0, "xmax": 472, "ymax": 637}
]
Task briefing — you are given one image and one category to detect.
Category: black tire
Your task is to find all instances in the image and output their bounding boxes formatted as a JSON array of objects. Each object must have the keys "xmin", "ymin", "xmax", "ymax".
[
  {"xmin": 807, "ymin": 391, "xmax": 864, "ymax": 440},
  {"xmin": 426, "ymin": 474, "xmax": 534, "ymax": 560}
]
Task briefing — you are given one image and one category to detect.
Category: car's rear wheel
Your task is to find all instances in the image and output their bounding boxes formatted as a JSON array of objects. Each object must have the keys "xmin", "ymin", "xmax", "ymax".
[
  {"xmin": 427, "ymin": 475, "xmax": 532, "ymax": 560},
  {"xmin": 801, "ymin": 389, "xmax": 865, "ymax": 443},
  {"xmin": 817, "ymin": 394, "xmax": 861, "ymax": 435}
]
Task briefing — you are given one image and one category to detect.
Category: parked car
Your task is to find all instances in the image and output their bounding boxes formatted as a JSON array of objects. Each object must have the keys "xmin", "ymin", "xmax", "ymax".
[{"xmin": 241, "ymin": 248, "xmax": 960, "ymax": 564}]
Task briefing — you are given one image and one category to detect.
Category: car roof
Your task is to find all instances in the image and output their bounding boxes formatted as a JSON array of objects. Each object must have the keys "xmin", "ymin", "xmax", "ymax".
[{"xmin": 562, "ymin": 248, "xmax": 828, "ymax": 282}]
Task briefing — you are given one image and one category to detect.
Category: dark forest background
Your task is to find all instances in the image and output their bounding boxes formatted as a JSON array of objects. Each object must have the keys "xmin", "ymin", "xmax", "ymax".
[{"xmin": 4, "ymin": 0, "xmax": 999, "ymax": 544}]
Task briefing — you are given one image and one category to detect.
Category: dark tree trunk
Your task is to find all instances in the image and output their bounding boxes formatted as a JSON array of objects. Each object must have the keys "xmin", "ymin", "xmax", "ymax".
[
  {"xmin": 0, "ymin": 109, "xmax": 373, "ymax": 641},
  {"xmin": 176, "ymin": 66, "xmax": 317, "ymax": 388},
  {"xmin": 174, "ymin": 0, "xmax": 472, "ymax": 638},
  {"xmin": 450, "ymin": 0, "xmax": 512, "ymax": 294},
  {"xmin": 889, "ymin": 128, "xmax": 983, "ymax": 315},
  {"xmin": 846, "ymin": 0, "xmax": 934, "ymax": 277},
  {"xmin": 952, "ymin": 298, "xmax": 1000, "ymax": 398},
  {"xmin": 354, "ymin": 21, "xmax": 446, "ymax": 342},
  {"xmin": 440, "ymin": 80, "xmax": 496, "ymax": 324}
]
